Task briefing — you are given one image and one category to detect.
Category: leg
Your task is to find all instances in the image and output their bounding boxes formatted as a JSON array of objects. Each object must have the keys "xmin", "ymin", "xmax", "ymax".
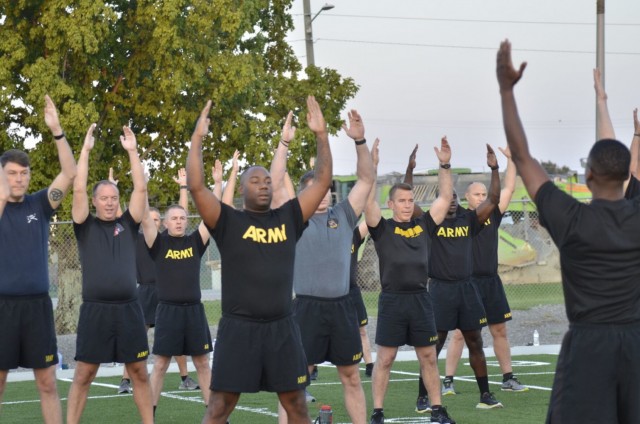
[
  {"xmin": 371, "ymin": 345, "xmax": 398, "ymax": 409},
  {"xmin": 277, "ymin": 390, "xmax": 310, "ymax": 424},
  {"xmin": 0, "ymin": 369, "xmax": 7, "ymax": 414},
  {"xmin": 33, "ymin": 366, "xmax": 62, "ymax": 424},
  {"xmin": 125, "ymin": 360, "xmax": 154, "ymax": 424},
  {"xmin": 461, "ymin": 330, "xmax": 487, "ymax": 380},
  {"xmin": 445, "ymin": 329, "xmax": 464, "ymax": 376},
  {"xmin": 176, "ymin": 355, "xmax": 189, "ymax": 376},
  {"xmin": 489, "ymin": 323, "xmax": 512, "ymax": 374},
  {"xmin": 150, "ymin": 355, "xmax": 171, "ymax": 407},
  {"xmin": 202, "ymin": 391, "xmax": 240, "ymax": 424},
  {"xmin": 336, "ymin": 364, "xmax": 366, "ymax": 424},
  {"xmin": 66, "ymin": 361, "xmax": 100, "ymax": 424},
  {"xmin": 359, "ymin": 325, "xmax": 373, "ymax": 366},
  {"xmin": 415, "ymin": 345, "xmax": 441, "ymax": 406},
  {"xmin": 192, "ymin": 354, "xmax": 211, "ymax": 405}
]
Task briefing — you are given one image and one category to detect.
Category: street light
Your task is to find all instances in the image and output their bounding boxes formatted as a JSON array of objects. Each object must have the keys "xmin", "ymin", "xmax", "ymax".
[{"xmin": 303, "ymin": 1, "xmax": 334, "ymax": 67}]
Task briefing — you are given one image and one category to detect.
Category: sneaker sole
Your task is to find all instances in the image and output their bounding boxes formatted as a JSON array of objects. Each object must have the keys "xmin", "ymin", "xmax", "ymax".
[
  {"xmin": 476, "ymin": 402, "xmax": 504, "ymax": 409},
  {"xmin": 415, "ymin": 407, "xmax": 432, "ymax": 413},
  {"xmin": 442, "ymin": 390, "xmax": 456, "ymax": 396},
  {"xmin": 501, "ymin": 387, "xmax": 529, "ymax": 392}
]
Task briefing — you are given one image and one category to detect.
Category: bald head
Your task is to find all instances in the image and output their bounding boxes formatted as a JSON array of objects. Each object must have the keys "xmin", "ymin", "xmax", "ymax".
[{"xmin": 465, "ymin": 182, "xmax": 487, "ymax": 210}]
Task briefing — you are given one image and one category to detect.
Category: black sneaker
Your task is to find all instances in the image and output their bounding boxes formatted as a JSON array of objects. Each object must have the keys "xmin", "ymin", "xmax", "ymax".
[
  {"xmin": 415, "ymin": 395, "xmax": 431, "ymax": 413},
  {"xmin": 431, "ymin": 406, "xmax": 456, "ymax": 424},
  {"xmin": 310, "ymin": 365, "xmax": 318, "ymax": 381},
  {"xmin": 476, "ymin": 392, "xmax": 503, "ymax": 409},
  {"xmin": 370, "ymin": 410, "xmax": 384, "ymax": 424}
]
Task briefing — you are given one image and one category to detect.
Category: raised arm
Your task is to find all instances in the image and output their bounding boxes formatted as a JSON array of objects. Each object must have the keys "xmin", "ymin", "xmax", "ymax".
[
  {"xmin": 222, "ymin": 150, "xmax": 240, "ymax": 207},
  {"xmin": 270, "ymin": 111, "xmax": 297, "ymax": 209},
  {"xmin": 497, "ymin": 146, "xmax": 516, "ymax": 213},
  {"xmin": 44, "ymin": 95, "xmax": 77, "ymax": 209},
  {"xmin": 108, "ymin": 167, "xmax": 124, "ymax": 218},
  {"xmin": 594, "ymin": 68, "xmax": 616, "ymax": 140},
  {"xmin": 497, "ymin": 40, "xmax": 549, "ymax": 201},
  {"xmin": 0, "ymin": 167, "xmax": 9, "ymax": 219},
  {"xmin": 186, "ymin": 100, "xmax": 222, "ymax": 229},
  {"xmin": 72, "ymin": 124, "xmax": 96, "ymax": 224},
  {"xmin": 173, "ymin": 167, "xmax": 189, "ymax": 212},
  {"xmin": 211, "ymin": 159, "xmax": 223, "ymax": 200},
  {"xmin": 297, "ymin": 96, "xmax": 333, "ymax": 221},
  {"xmin": 343, "ymin": 110, "xmax": 375, "ymax": 216},
  {"xmin": 475, "ymin": 144, "xmax": 501, "ymax": 223},
  {"xmin": 120, "ymin": 126, "xmax": 147, "ymax": 223},
  {"xmin": 630, "ymin": 109, "xmax": 640, "ymax": 179},
  {"xmin": 426, "ymin": 136, "xmax": 453, "ymax": 225},
  {"xmin": 402, "ymin": 144, "xmax": 423, "ymax": 218},
  {"xmin": 364, "ymin": 138, "xmax": 382, "ymax": 227},
  {"xmin": 141, "ymin": 204, "xmax": 159, "ymax": 248}
]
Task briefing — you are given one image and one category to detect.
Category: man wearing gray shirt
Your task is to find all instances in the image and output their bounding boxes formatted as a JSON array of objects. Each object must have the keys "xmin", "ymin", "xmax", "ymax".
[{"xmin": 270, "ymin": 109, "xmax": 374, "ymax": 424}]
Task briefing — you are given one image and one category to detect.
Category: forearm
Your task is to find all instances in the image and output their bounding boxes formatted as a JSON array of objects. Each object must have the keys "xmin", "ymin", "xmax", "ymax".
[
  {"xmin": 74, "ymin": 148, "xmax": 90, "ymax": 193},
  {"xmin": 179, "ymin": 185, "xmax": 189, "ymax": 211},
  {"xmin": 222, "ymin": 169, "xmax": 238, "ymax": 206},
  {"xmin": 128, "ymin": 150, "xmax": 147, "ymax": 193},
  {"xmin": 355, "ymin": 142, "xmax": 375, "ymax": 185},
  {"xmin": 630, "ymin": 135, "xmax": 640, "ymax": 177},
  {"xmin": 270, "ymin": 142, "xmax": 289, "ymax": 194},
  {"xmin": 187, "ymin": 136, "xmax": 206, "ymax": 193},
  {"xmin": 403, "ymin": 165, "xmax": 413, "ymax": 186},
  {"xmin": 54, "ymin": 136, "xmax": 77, "ymax": 180},
  {"xmin": 596, "ymin": 98, "xmax": 615, "ymax": 140},
  {"xmin": 488, "ymin": 168, "xmax": 501, "ymax": 205},
  {"xmin": 312, "ymin": 131, "xmax": 332, "ymax": 189}
]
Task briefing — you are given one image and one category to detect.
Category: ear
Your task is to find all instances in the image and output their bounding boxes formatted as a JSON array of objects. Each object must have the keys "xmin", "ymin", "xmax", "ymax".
[
  {"xmin": 585, "ymin": 167, "xmax": 594, "ymax": 183},
  {"xmin": 386, "ymin": 199, "xmax": 393, "ymax": 209}
]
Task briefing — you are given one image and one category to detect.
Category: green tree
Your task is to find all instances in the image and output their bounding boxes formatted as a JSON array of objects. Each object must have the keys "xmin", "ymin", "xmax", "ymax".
[
  {"xmin": 0, "ymin": 0, "xmax": 357, "ymax": 333},
  {"xmin": 540, "ymin": 160, "xmax": 571, "ymax": 175}
]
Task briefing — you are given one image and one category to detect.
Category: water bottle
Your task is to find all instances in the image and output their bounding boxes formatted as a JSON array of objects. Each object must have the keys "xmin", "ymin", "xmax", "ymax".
[
  {"xmin": 57, "ymin": 351, "xmax": 63, "ymax": 370},
  {"xmin": 533, "ymin": 329, "xmax": 540, "ymax": 346},
  {"xmin": 318, "ymin": 404, "xmax": 333, "ymax": 424}
]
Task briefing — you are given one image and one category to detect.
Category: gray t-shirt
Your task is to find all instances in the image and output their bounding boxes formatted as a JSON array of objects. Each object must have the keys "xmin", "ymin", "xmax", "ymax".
[{"xmin": 293, "ymin": 200, "xmax": 358, "ymax": 298}]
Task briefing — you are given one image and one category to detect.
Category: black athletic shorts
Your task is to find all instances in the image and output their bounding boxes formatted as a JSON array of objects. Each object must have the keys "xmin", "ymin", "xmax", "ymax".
[
  {"xmin": 547, "ymin": 321, "xmax": 640, "ymax": 424},
  {"xmin": 75, "ymin": 299, "xmax": 149, "ymax": 364},
  {"xmin": 472, "ymin": 275, "xmax": 512, "ymax": 325},
  {"xmin": 153, "ymin": 302, "xmax": 212, "ymax": 357},
  {"xmin": 137, "ymin": 283, "xmax": 158, "ymax": 327},
  {"xmin": 349, "ymin": 285, "xmax": 369, "ymax": 327},
  {"xmin": 375, "ymin": 290, "xmax": 438, "ymax": 347},
  {"xmin": 293, "ymin": 294, "xmax": 362, "ymax": 366},
  {"xmin": 211, "ymin": 314, "xmax": 308, "ymax": 393},
  {"xmin": 0, "ymin": 294, "xmax": 58, "ymax": 370},
  {"xmin": 429, "ymin": 278, "xmax": 487, "ymax": 332}
]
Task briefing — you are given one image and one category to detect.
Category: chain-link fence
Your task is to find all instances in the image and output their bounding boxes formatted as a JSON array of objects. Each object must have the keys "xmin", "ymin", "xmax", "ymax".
[{"xmin": 49, "ymin": 198, "xmax": 565, "ymax": 335}]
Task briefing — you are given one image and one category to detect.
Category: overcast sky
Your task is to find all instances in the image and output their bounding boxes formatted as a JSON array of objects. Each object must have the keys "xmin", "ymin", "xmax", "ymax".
[{"xmin": 285, "ymin": 0, "xmax": 640, "ymax": 176}]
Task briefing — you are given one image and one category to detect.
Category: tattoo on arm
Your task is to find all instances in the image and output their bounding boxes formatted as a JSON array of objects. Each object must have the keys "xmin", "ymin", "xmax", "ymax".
[{"xmin": 49, "ymin": 188, "xmax": 63, "ymax": 202}]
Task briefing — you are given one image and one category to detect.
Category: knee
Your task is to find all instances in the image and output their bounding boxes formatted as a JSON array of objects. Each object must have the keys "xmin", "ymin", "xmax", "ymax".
[
  {"xmin": 35, "ymin": 373, "xmax": 58, "ymax": 395},
  {"xmin": 192, "ymin": 355, "xmax": 211, "ymax": 371},
  {"xmin": 490, "ymin": 324, "xmax": 507, "ymax": 339}
]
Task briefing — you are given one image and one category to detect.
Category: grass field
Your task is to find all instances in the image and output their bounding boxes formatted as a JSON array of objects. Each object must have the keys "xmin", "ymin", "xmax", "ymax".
[{"xmin": 2, "ymin": 353, "xmax": 557, "ymax": 423}]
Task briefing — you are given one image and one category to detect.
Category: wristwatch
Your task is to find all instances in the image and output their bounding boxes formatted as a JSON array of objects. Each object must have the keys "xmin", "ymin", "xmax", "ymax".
[{"xmin": 440, "ymin": 163, "xmax": 451, "ymax": 169}]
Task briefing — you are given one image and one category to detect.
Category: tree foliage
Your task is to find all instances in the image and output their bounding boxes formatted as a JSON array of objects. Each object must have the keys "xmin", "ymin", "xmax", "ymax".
[
  {"xmin": 540, "ymin": 160, "xmax": 572, "ymax": 176},
  {"xmin": 0, "ymin": 0, "xmax": 358, "ymax": 216}
]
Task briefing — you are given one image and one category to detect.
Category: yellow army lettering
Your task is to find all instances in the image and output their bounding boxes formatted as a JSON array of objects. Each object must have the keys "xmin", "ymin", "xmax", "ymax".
[
  {"xmin": 137, "ymin": 350, "xmax": 149, "ymax": 358},
  {"xmin": 297, "ymin": 375, "xmax": 307, "ymax": 384},
  {"xmin": 479, "ymin": 317, "xmax": 487, "ymax": 325},
  {"xmin": 484, "ymin": 218, "xmax": 492, "ymax": 226},
  {"xmin": 45, "ymin": 354, "xmax": 54, "ymax": 363},
  {"xmin": 204, "ymin": 343, "xmax": 210, "ymax": 349},
  {"xmin": 436, "ymin": 226, "xmax": 469, "ymax": 238},
  {"xmin": 351, "ymin": 243, "xmax": 355, "ymax": 254},
  {"xmin": 352, "ymin": 352, "xmax": 363, "ymax": 361},
  {"xmin": 504, "ymin": 312, "xmax": 512, "ymax": 319},
  {"xmin": 394, "ymin": 225, "xmax": 423, "ymax": 238},
  {"xmin": 165, "ymin": 247, "xmax": 194, "ymax": 259},
  {"xmin": 242, "ymin": 224, "xmax": 287, "ymax": 243},
  {"xmin": 429, "ymin": 335, "xmax": 439, "ymax": 343}
]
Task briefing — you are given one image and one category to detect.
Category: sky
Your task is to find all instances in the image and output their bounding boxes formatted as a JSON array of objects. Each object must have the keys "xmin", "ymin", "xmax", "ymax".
[{"xmin": 285, "ymin": 0, "xmax": 640, "ymax": 176}]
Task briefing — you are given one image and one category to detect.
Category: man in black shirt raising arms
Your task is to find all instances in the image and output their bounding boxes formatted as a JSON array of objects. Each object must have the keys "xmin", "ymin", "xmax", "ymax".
[{"xmin": 498, "ymin": 39, "xmax": 640, "ymax": 424}]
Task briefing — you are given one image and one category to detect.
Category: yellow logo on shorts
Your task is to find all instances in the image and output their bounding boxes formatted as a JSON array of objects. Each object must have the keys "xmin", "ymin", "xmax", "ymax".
[
  {"xmin": 137, "ymin": 350, "xmax": 149, "ymax": 358},
  {"xmin": 504, "ymin": 312, "xmax": 512, "ymax": 319},
  {"xmin": 360, "ymin": 319, "xmax": 368, "ymax": 325},
  {"xmin": 298, "ymin": 375, "xmax": 307, "ymax": 384},
  {"xmin": 429, "ymin": 335, "xmax": 439, "ymax": 343},
  {"xmin": 45, "ymin": 354, "xmax": 54, "ymax": 363},
  {"xmin": 204, "ymin": 343, "xmax": 210, "ymax": 349},
  {"xmin": 352, "ymin": 352, "xmax": 363, "ymax": 361},
  {"xmin": 479, "ymin": 317, "xmax": 487, "ymax": 325}
]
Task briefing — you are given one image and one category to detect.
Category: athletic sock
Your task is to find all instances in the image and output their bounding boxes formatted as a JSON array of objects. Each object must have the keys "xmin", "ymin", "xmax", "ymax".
[
  {"xmin": 444, "ymin": 375, "xmax": 454, "ymax": 383},
  {"xmin": 476, "ymin": 375, "xmax": 490, "ymax": 394},
  {"xmin": 373, "ymin": 408, "xmax": 383, "ymax": 414},
  {"xmin": 181, "ymin": 375, "xmax": 188, "ymax": 381},
  {"xmin": 122, "ymin": 378, "xmax": 130, "ymax": 384},
  {"xmin": 502, "ymin": 372, "xmax": 513, "ymax": 382},
  {"xmin": 418, "ymin": 376, "xmax": 428, "ymax": 397}
]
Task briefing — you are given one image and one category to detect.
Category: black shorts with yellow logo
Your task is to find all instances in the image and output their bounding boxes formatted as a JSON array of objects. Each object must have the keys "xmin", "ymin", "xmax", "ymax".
[
  {"xmin": 153, "ymin": 301, "xmax": 212, "ymax": 357},
  {"xmin": 211, "ymin": 314, "xmax": 308, "ymax": 393},
  {"xmin": 429, "ymin": 278, "xmax": 487, "ymax": 332},
  {"xmin": 472, "ymin": 275, "xmax": 512, "ymax": 325},
  {"xmin": 0, "ymin": 294, "xmax": 58, "ymax": 370},
  {"xmin": 293, "ymin": 294, "xmax": 363, "ymax": 366},
  {"xmin": 375, "ymin": 290, "xmax": 438, "ymax": 347},
  {"xmin": 75, "ymin": 299, "xmax": 149, "ymax": 364},
  {"xmin": 349, "ymin": 285, "xmax": 369, "ymax": 327}
]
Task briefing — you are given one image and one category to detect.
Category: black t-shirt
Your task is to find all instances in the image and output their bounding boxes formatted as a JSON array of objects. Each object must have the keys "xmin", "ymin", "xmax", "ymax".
[
  {"xmin": 427, "ymin": 206, "xmax": 483, "ymax": 281},
  {"xmin": 368, "ymin": 213, "xmax": 435, "ymax": 292},
  {"xmin": 625, "ymin": 174, "xmax": 640, "ymax": 199},
  {"xmin": 536, "ymin": 181, "xmax": 640, "ymax": 324},
  {"xmin": 149, "ymin": 230, "xmax": 209, "ymax": 303},
  {"xmin": 74, "ymin": 210, "xmax": 139, "ymax": 302},
  {"xmin": 349, "ymin": 228, "xmax": 367, "ymax": 289},
  {"xmin": 472, "ymin": 208, "xmax": 503, "ymax": 277},
  {"xmin": 210, "ymin": 199, "xmax": 306, "ymax": 320},
  {"xmin": 136, "ymin": 233, "xmax": 156, "ymax": 285}
]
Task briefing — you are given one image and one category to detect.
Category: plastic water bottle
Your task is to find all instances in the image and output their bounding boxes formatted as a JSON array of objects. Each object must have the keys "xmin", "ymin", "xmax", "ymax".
[
  {"xmin": 57, "ymin": 351, "xmax": 63, "ymax": 370},
  {"xmin": 318, "ymin": 404, "xmax": 333, "ymax": 424},
  {"xmin": 533, "ymin": 329, "xmax": 540, "ymax": 346}
]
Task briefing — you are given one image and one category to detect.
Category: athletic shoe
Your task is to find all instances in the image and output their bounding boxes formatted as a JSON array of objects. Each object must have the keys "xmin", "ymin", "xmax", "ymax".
[
  {"xmin": 501, "ymin": 376, "xmax": 529, "ymax": 392},
  {"xmin": 430, "ymin": 406, "xmax": 456, "ymax": 424},
  {"xmin": 310, "ymin": 365, "xmax": 318, "ymax": 380},
  {"xmin": 178, "ymin": 376, "xmax": 200, "ymax": 390},
  {"xmin": 365, "ymin": 363, "xmax": 374, "ymax": 377},
  {"xmin": 370, "ymin": 410, "xmax": 384, "ymax": 424},
  {"xmin": 415, "ymin": 395, "xmax": 431, "ymax": 413},
  {"xmin": 476, "ymin": 392, "xmax": 503, "ymax": 409},
  {"xmin": 305, "ymin": 389, "xmax": 316, "ymax": 403},
  {"xmin": 117, "ymin": 379, "xmax": 133, "ymax": 394},
  {"xmin": 441, "ymin": 377, "xmax": 456, "ymax": 396}
]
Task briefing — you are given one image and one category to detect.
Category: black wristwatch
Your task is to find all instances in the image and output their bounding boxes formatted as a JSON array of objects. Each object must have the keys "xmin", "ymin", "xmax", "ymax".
[{"xmin": 440, "ymin": 162, "xmax": 451, "ymax": 169}]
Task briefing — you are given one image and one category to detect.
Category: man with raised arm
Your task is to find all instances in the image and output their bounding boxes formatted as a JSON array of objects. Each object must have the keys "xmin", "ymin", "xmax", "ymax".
[
  {"xmin": 367, "ymin": 138, "xmax": 456, "ymax": 424},
  {"xmin": 441, "ymin": 146, "xmax": 527, "ymax": 395},
  {"xmin": 188, "ymin": 97, "xmax": 333, "ymax": 424},
  {"xmin": 271, "ymin": 109, "xmax": 374, "ymax": 424},
  {"xmin": 498, "ymin": 39, "xmax": 640, "ymax": 424},
  {"xmin": 0, "ymin": 95, "xmax": 76, "ymax": 424},
  {"xmin": 67, "ymin": 125, "xmax": 153, "ymax": 424}
]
